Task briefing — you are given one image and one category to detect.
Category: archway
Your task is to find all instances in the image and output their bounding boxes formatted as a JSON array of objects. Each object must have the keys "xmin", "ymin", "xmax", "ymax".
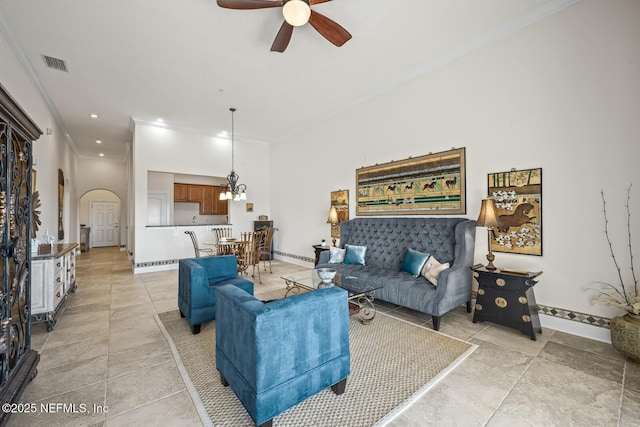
[{"xmin": 79, "ymin": 189, "xmax": 122, "ymax": 249}]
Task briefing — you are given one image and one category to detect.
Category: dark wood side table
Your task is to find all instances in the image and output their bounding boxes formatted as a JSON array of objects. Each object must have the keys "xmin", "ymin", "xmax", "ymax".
[
  {"xmin": 312, "ymin": 244, "xmax": 330, "ymax": 266},
  {"xmin": 472, "ymin": 266, "xmax": 542, "ymax": 340}
]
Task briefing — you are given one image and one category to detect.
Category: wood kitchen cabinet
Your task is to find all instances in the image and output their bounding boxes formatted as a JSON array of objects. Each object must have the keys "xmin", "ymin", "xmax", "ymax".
[
  {"xmin": 187, "ymin": 184, "xmax": 203, "ymax": 202},
  {"xmin": 201, "ymin": 185, "xmax": 216, "ymax": 215},
  {"xmin": 174, "ymin": 183, "xmax": 188, "ymax": 202},
  {"xmin": 175, "ymin": 183, "xmax": 228, "ymax": 215},
  {"xmin": 216, "ymin": 190, "xmax": 228, "ymax": 215}
]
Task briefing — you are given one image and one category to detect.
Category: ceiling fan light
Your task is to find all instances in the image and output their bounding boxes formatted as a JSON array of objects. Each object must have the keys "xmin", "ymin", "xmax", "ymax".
[{"xmin": 283, "ymin": 0, "xmax": 311, "ymax": 26}]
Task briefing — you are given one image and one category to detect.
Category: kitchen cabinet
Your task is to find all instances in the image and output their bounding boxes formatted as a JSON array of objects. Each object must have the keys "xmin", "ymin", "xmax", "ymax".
[
  {"xmin": 187, "ymin": 184, "xmax": 203, "ymax": 202},
  {"xmin": 201, "ymin": 186, "xmax": 216, "ymax": 215},
  {"xmin": 174, "ymin": 183, "xmax": 188, "ymax": 202},
  {"xmin": 216, "ymin": 191, "xmax": 228, "ymax": 215},
  {"xmin": 175, "ymin": 183, "xmax": 228, "ymax": 215}
]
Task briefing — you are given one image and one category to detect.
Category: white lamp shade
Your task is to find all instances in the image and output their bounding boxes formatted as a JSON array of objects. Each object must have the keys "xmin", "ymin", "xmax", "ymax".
[
  {"xmin": 240, "ymin": 192, "xmax": 247, "ymax": 200},
  {"xmin": 283, "ymin": 0, "xmax": 311, "ymax": 26},
  {"xmin": 225, "ymin": 191, "xmax": 233, "ymax": 200}
]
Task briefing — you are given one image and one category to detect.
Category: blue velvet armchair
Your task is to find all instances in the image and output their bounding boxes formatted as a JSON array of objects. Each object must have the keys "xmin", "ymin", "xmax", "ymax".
[
  {"xmin": 215, "ymin": 284, "xmax": 351, "ymax": 427},
  {"xmin": 178, "ymin": 255, "xmax": 253, "ymax": 335}
]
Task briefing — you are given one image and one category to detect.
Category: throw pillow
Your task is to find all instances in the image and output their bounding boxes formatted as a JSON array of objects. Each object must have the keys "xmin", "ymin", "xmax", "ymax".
[
  {"xmin": 421, "ymin": 255, "xmax": 450, "ymax": 286},
  {"xmin": 344, "ymin": 244, "xmax": 367, "ymax": 265},
  {"xmin": 328, "ymin": 247, "xmax": 346, "ymax": 264},
  {"xmin": 401, "ymin": 248, "xmax": 430, "ymax": 277}
]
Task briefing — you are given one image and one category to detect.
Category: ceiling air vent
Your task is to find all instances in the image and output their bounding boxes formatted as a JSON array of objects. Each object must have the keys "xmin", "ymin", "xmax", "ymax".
[{"xmin": 42, "ymin": 55, "xmax": 69, "ymax": 72}]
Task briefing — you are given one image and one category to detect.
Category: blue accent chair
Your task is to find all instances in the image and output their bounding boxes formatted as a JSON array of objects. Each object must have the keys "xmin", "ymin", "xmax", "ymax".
[
  {"xmin": 178, "ymin": 255, "xmax": 254, "ymax": 335},
  {"xmin": 215, "ymin": 284, "xmax": 351, "ymax": 427}
]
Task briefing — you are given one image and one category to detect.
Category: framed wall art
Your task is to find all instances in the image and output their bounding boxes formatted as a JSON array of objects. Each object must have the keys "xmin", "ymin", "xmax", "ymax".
[
  {"xmin": 330, "ymin": 189, "xmax": 349, "ymax": 240},
  {"xmin": 488, "ymin": 167, "xmax": 542, "ymax": 256},
  {"xmin": 356, "ymin": 147, "xmax": 466, "ymax": 215}
]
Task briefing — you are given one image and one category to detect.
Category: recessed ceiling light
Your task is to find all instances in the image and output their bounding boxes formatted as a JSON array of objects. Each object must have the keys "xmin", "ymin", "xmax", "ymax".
[
  {"xmin": 96, "ymin": 139, "xmax": 102, "ymax": 144},
  {"xmin": 156, "ymin": 118, "xmax": 164, "ymax": 122},
  {"xmin": 99, "ymin": 153, "xmax": 104, "ymax": 157},
  {"xmin": 90, "ymin": 114, "xmax": 98, "ymax": 118}
]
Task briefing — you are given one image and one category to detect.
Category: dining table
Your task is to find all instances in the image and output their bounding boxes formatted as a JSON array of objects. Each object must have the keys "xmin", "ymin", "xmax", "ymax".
[{"xmin": 216, "ymin": 240, "xmax": 246, "ymax": 257}]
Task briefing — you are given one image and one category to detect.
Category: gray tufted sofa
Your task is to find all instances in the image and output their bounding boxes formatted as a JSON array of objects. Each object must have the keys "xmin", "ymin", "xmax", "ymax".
[{"xmin": 316, "ymin": 217, "xmax": 476, "ymax": 330}]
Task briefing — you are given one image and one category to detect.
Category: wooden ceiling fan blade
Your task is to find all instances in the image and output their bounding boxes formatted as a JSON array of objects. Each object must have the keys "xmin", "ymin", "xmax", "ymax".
[
  {"xmin": 217, "ymin": 0, "xmax": 283, "ymax": 10},
  {"xmin": 308, "ymin": 10, "xmax": 352, "ymax": 47},
  {"xmin": 271, "ymin": 21, "xmax": 294, "ymax": 52},
  {"xmin": 309, "ymin": 0, "xmax": 333, "ymax": 4}
]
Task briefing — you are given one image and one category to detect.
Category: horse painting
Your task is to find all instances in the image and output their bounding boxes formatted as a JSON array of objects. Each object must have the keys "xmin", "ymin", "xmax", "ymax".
[{"xmin": 496, "ymin": 202, "xmax": 536, "ymax": 232}]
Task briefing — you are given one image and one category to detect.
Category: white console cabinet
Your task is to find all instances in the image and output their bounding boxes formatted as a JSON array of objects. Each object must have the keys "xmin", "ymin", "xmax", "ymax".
[{"xmin": 31, "ymin": 243, "xmax": 78, "ymax": 331}]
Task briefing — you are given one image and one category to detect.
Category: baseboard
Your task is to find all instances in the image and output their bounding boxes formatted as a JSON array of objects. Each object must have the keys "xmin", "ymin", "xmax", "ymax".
[
  {"xmin": 133, "ymin": 263, "xmax": 177, "ymax": 275},
  {"xmin": 273, "ymin": 254, "xmax": 314, "ymax": 269},
  {"xmin": 540, "ymin": 313, "xmax": 611, "ymax": 344}
]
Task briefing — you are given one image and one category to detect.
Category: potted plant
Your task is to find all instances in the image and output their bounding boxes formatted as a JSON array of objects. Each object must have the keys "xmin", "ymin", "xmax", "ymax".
[{"xmin": 588, "ymin": 185, "xmax": 640, "ymax": 362}]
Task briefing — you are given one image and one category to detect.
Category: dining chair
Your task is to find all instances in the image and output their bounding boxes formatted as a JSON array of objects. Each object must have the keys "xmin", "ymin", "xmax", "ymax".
[
  {"xmin": 238, "ymin": 231, "xmax": 264, "ymax": 284},
  {"xmin": 259, "ymin": 227, "xmax": 277, "ymax": 273},
  {"xmin": 214, "ymin": 227, "xmax": 233, "ymax": 244},
  {"xmin": 184, "ymin": 231, "xmax": 215, "ymax": 258}
]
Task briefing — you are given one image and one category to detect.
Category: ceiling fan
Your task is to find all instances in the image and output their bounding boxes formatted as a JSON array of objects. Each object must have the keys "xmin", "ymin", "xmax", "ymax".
[{"xmin": 217, "ymin": 0, "xmax": 352, "ymax": 53}]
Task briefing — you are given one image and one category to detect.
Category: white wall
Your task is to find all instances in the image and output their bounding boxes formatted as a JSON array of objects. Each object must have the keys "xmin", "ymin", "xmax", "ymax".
[
  {"xmin": 271, "ymin": 0, "xmax": 640, "ymax": 321},
  {"xmin": 1, "ymin": 24, "xmax": 79, "ymax": 245},
  {"xmin": 132, "ymin": 122, "xmax": 270, "ymax": 266}
]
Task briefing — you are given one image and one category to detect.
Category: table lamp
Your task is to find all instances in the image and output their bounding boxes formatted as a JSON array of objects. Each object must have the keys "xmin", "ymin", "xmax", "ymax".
[
  {"xmin": 326, "ymin": 206, "xmax": 339, "ymax": 246},
  {"xmin": 476, "ymin": 198, "xmax": 499, "ymax": 270}
]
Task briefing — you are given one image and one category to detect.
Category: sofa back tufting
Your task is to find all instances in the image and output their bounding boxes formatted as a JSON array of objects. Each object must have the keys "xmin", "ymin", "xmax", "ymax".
[{"xmin": 340, "ymin": 217, "xmax": 467, "ymax": 269}]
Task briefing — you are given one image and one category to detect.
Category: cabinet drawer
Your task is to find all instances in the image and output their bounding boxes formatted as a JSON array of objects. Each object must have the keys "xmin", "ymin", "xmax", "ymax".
[
  {"xmin": 476, "ymin": 272, "xmax": 525, "ymax": 291},
  {"xmin": 54, "ymin": 257, "xmax": 64, "ymax": 273},
  {"xmin": 53, "ymin": 283, "xmax": 65, "ymax": 309},
  {"xmin": 54, "ymin": 269, "xmax": 65, "ymax": 289}
]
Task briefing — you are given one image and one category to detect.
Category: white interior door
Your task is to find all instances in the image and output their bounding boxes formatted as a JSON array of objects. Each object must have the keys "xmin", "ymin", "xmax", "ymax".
[
  {"xmin": 92, "ymin": 201, "xmax": 120, "ymax": 247},
  {"xmin": 147, "ymin": 193, "xmax": 168, "ymax": 226}
]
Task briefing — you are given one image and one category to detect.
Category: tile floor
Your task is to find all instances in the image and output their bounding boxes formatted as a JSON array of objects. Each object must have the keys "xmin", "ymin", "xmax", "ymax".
[{"xmin": 7, "ymin": 247, "xmax": 640, "ymax": 426}]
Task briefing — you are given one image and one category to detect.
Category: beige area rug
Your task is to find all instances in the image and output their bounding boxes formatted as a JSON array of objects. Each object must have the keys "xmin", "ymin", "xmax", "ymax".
[{"xmin": 155, "ymin": 288, "xmax": 476, "ymax": 427}]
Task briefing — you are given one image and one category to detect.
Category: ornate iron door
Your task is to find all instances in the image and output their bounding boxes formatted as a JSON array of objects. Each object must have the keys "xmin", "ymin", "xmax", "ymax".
[{"xmin": 0, "ymin": 85, "xmax": 41, "ymax": 424}]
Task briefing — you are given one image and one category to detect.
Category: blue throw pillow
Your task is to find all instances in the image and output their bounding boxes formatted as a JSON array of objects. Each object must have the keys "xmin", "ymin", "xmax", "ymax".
[
  {"xmin": 344, "ymin": 244, "xmax": 367, "ymax": 265},
  {"xmin": 401, "ymin": 248, "xmax": 430, "ymax": 277}
]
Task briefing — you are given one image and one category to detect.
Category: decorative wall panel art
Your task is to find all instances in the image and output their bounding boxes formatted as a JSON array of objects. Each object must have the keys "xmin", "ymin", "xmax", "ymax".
[
  {"xmin": 356, "ymin": 148, "xmax": 466, "ymax": 215},
  {"xmin": 488, "ymin": 167, "xmax": 542, "ymax": 256}
]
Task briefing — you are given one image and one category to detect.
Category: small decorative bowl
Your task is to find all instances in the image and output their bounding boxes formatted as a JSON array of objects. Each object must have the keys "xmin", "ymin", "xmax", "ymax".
[{"xmin": 316, "ymin": 268, "xmax": 337, "ymax": 284}]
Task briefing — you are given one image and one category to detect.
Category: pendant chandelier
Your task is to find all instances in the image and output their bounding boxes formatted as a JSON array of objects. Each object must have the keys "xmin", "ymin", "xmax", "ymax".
[{"xmin": 219, "ymin": 107, "xmax": 247, "ymax": 201}]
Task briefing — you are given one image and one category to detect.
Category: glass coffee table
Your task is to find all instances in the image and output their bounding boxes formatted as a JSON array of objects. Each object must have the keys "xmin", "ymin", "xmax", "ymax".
[{"xmin": 281, "ymin": 270, "xmax": 382, "ymax": 324}]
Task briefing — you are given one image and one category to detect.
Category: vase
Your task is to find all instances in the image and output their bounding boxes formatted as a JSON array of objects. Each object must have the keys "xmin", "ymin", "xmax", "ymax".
[{"xmin": 609, "ymin": 313, "xmax": 640, "ymax": 363}]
